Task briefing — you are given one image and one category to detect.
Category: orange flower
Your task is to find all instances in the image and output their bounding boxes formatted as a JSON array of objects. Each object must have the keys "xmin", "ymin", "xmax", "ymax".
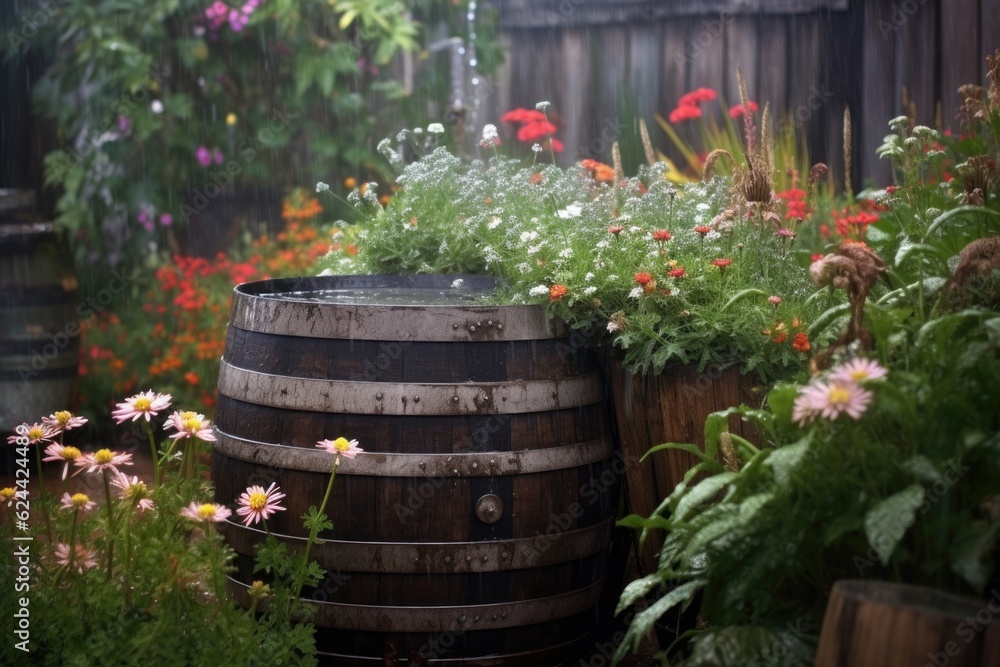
[
  {"xmin": 773, "ymin": 332, "xmax": 788, "ymax": 344},
  {"xmin": 792, "ymin": 332, "xmax": 811, "ymax": 352},
  {"xmin": 608, "ymin": 225, "xmax": 623, "ymax": 235},
  {"xmin": 668, "ymin": 268, "xmax": 686, "ymax": 278},
  {"xmin": 711, "ymin": 258, "xmax": 733, "ymax": 269},
  {"xmin": 652, "ymin": 229, "xmax": 672, "ymax": 242},
  {"xmin": 549, "ymin": 284, "xmax": 568, "ymax": 301},
  {"xmin": 693, "ymin": 225, "xmax": 711, "ymax": 236},
  {"xmin": 344, "ymin": 177, "xmax": 357, "ymax": 189},
  {"xmin": 634, "ymin": 272, "xmax": 654, "ymax": 286}
]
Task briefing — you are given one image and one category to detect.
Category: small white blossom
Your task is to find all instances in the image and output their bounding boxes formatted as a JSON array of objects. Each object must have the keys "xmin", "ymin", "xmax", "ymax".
[
  {"xmin": 451, "ymin": 279, "xmax": 465, "ymax": 289},
  {"xmin": 607, "ymin": 320, "xmax": 621, "ymax": 333},
  {"xmin": 557, "ymin": 204, "xmax": 583, "ymax": 219},
  {"xmin": 519, "ymin": 230, "xmax": 540, "ymax": 243},
  {"xmin": 696, "ymin": 203, "xmax": 711, "ymax": 212},
  {"xmin": 516, "ymin": 262, "xmax": 531, "ymax": 274},
  {"xmin": 527, "ymin": 243, "xmax": 545, "ymax": 255},
  {"xmin": 532, "ymin": 143, "xmax": 543, "ymax": 153},
  {"xmin": 427, "ymin": 123, "xmax": 445, "ymax": 134},
  {"xmin": 583, "ymin": 286, "xmax": 597, "ymax": 296},
  {"xmin": 535, "ymin": 101, "xmax": 551, "ymax": 111},
  {"xmin": 706, "ymin": 230, "xmax": 722, "ymax": 241},
  {"xmin": 608, "ymin": 275, "xmax": 619, "ymax": 282},
  {"xmin": 488, "ymin": 217, "xmax": 502, "ymax": 230},
  {"xmin": 596, "ymin": 239, "xmax": 611, "ymax": 249},
  {"xmin": 316, "ymin": 182, "xmax": 330, "ymax": 193},
  {"xmin": 396, "ymin": 130, "xmax": 409, "ymax": 142},
  {"xmin": 482, "ymin": 124, "xmax": 499, "ymax": 142},
  {"xmin": 628, "ymin": 287, "xmax": 643, "ymax": 299},
  {"xmin": 529, "ymin": 285, "xmax": 550, "ymax": 297},
  {"xmin": 413, "ymin": 127, "xmax": 423, "ymax": 134},
  {"xmin": 584, "ymin": 272, "xmax": 595, "ymax": 281},
  {"xmin": 630, "ymin": 226, "xmax": 642, "ymax": 234},
  {"xmin": 558, "ymin": 248, "xmax": 573, "ymax": 259}
]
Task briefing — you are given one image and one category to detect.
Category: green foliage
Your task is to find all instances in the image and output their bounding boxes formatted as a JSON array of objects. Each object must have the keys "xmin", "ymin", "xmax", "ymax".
[{"xmin": 613, "ymin": 96, "xmax": 1000, "ymax": 665}]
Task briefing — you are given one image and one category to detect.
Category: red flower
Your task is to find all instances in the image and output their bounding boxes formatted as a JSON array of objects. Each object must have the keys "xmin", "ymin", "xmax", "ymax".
[
  {"xmin": 667, "ymin": 268, "xmax": 686, "ymax": 278},
  {"xmin": 728, "ymin": 101, "xmax": 760, "ymax": 118},
  {"xmin": 634, "ymin": 272, "xmax": 654, "ymax": 286},
  {"xmin": 693, "ymin": 225, "xmax": 711, "ymax": 236},
  {"xmin": 711, "ymin": 258, "xmax": 733, "ymax": 269},
  {"xmin": 810, "ymin": 253, "xmax": 824, "ymax": 262},
  {"xmin": 517, "ymin": 121, "xmax": 558, "ymax": 142},
  {"xmin": 885, "ymin": 185, "xmax": 900, "ymax": 195},
  {"xmin": 678, "ymin": 87, "xmax": 718, "ymax": 107},
  {"xmin": 792, "ymin": 332, "xmax": 811, "ymax": 352},
  {"xmin": 184, "ymin": 371, "xmax": 200, "ymax": 385},
  {"xmin": 608, "ymin": 225, "xmax": 624, "ymax": 235},
  {"xmin": 549, "ymin": 284, "xmax": 568, "ymax": 301},
  {"xmin": 541, "ymin": 137, "xmax": 565, "ymax": 153},
  {"xmin": 652, "ymin": 229, "xmax": 672, "ymax": 242},
  {"xmin": 772, "ymin": 332, "xmax": 788, "ymax": 344},
  {"xmin": 668, "ymin": 105, "xmax": 702, "ymax": 123},
  {"xmin": 501, "ymin": 108, "xmax": 547, "ymax": 125}
]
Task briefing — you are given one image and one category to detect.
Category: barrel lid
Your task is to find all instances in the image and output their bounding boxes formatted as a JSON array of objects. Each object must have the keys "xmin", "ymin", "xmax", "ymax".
[{"xmin": 230, "ymin": 274, "xmax": 567, "ymax": 341}]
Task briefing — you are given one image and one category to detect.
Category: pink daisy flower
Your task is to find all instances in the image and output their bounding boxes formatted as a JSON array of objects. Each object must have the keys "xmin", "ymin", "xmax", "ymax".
[
  {"xmin": 181, "ymin": 501, "xmax": 232, "ymax": 524},
  {"xmin": 236, "ymin": 482, "xmax": 287, "ymax": 526},
  {"xmin": 163, "ymin": 410, "xmax": 216, "ymax": 441},
  {"xmin": 42, "ymin": 410, "xmax": 88, "ymax": 433},
  {"xmin": 43, "ymin": 443, "xmax": 83, "ymax": 480},
  {"xmin": 60, "ymin": 492, "xmax": 97, "ymax": 513},
  {"xmin": 316, "ymin": 437, "xmax": 363, "ymax": 464},
  {"xmin": 6, "ymin": 422, "xmax": 58, "ymax": 445},
  {"xmin": 111, "ymin": 471, "xmax": 155, "ymax": 512},
  {"xmin": 793, "ymin": 380, "xmax": 872, "ymax": 426},
  {"xmin": 112, "ymin": 391, "xmax": 172, "ymax": 424},
  {"xmin": 829, "ymin": 358, "xmax": 888, "ymax": 385},
  {"xmin": 54, "ymin": 543, "xmax": 99, "ymax": 572},
  {"xmin": 73, "ymin": 448, "xmax": 133, "ymax": 476}
]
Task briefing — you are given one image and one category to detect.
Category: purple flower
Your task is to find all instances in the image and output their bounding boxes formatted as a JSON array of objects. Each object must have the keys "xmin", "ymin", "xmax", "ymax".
[
  {"xmin": 213, "ymin": 149, "xmax": 224, "ymax": 164},
  {"xmin": 159, "ymin": 213, "xmax": 173, "ymax": 227},
  {"xmin": 117, "ymin": 115, "xmax": 132, "ymax": 133},
  {"xmin": 138, "ymin": 211, "xmax": 154, "ymax": 232},
  {"xmin": 196, "ymin": 145, "xmax": 213, "ymax": 167}
]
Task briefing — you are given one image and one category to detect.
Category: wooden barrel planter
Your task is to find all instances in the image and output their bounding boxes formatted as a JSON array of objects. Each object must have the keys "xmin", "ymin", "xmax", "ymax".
[
  {"xmin": 608, "ymin": 361, "xmax": 759, "ymax": 575},
  {"xmin": 817, "ymin": 580, "xmax": 1000, "ymax": 667},
  {"xmin": 212, "ymin": 274, "xmax": 620, "ymax": 665},
  {"xmin": 0, "ymin": 190, "xmax": 80, "ymax": 441}
]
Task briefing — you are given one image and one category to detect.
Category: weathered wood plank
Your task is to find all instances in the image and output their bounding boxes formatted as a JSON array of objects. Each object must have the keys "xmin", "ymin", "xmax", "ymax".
[
  {"xmin": 725, "ymin": 15, "xmax": 759, "ymax": 107},
  {"xmin": 981, "ymin": 0, "xmax": 1000, "ymax": 88},
  {"xmin": 861, "ymin": 0, "xmax": 896, "ymax": 186},
  {"xmin": 560, "ymin": 28, "xmax": 590, "ymax": 160},
  {"xmin": 899, "ymin": 0, "xmax": 938, "ymax": 127},
  {"xmin": 756, "ymin": 15, "xmax": 788, "ymax": 115},
  {"xmin": 940, "ymin": 0, "xmax": 980, "ymax": 130}
]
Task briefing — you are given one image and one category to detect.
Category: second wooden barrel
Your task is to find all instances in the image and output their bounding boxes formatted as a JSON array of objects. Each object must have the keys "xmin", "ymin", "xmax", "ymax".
[
  {"xmin": 212, "ymin": 274, "xmax": 619, "ymax": 665},
  {"xmin": 0, "ymin": 215, "xmax": 80, "ymax": 436}
]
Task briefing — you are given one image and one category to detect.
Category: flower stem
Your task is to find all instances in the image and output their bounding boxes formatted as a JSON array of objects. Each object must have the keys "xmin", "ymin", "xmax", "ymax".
[
  {"xmin": 291, "ymin": 461, "xmax": 339, "ymax": 612},
  {"xmin": 102, "ymin": 469, "xmax": 116, "ymax": 582},
  {"xmin": 123, "ymin": 503, "xmax": 134, "ymax": 608},
  {"xmin": 145, "ymin": 421, "xmax": 159, "ymax": 489},
  {"xmin": 34, "ymin": 444, "xmax": 55, "ymax": 542}
]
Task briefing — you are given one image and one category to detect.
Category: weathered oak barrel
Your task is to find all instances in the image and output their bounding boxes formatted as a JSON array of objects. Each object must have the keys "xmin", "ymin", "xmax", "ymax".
[
  {"xmin": 212, "ymin": 274, "xmax": 619, "ymax": 665},
  {"xmin": 817, "ymin": 580, "xmax": 1000, "ymax": 667}
]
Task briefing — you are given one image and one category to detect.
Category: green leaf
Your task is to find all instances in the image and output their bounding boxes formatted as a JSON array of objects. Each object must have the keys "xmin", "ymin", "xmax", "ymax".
[
  {"xmin": 642, "ymin": 441, "xmax": 711, "ymax": 463},
  {"xmin": 617, "ymin": 514, "xmax": 672, "ymax": 532},
  {"xmin": 808, "ymin": 303, "xmax": 851, "ymax": 337},
  {"xmin": 674, "ymin": 472, "xmax": 738, "ymax": 522},
  {"xmin": 766, "ymin": 383, "xmax": 800, "ymax": 430},
  {"xmin": 615, "ymin": 571, "xmax": 668, "ymax": 615},
  {"xmin": 950, "ymin": 522, "xmax": 1000, "ymax": 592},
  {"xmin": 926, "ymin": 205, "xmax": 1000, "ymax": 236},
  {"xmin": 614, "ymin": 579, "xmax": 705, "ymax": 661},
  {"xmin": 864, "ymin": 484, "xmax": 925, "ymax": 566},
  {"xmin": 764, "ymin": 437, "xmax": 811, "ymax": 486},
  {"xmin": 900, "ymin": 455, "xmax": 943, "ymax": 484},
  {"xmin": 720, "ymin": 288, "xmax": 768, "ymax": 312}
]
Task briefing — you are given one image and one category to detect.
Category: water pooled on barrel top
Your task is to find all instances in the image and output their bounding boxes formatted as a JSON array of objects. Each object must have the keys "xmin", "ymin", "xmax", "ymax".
[{"xmin": 259, "ymin": 286, "xmax": 492, "ymax": 306}]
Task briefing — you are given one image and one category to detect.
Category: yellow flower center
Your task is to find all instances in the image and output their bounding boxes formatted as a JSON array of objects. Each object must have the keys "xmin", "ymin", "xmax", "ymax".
[
  {"xmin": 197, "ymin": 504, "xmax": 217, "ymax": 520},
  {"xmin": 0, "ymin": 488, "xmax": 15, "ymax": 500},
  {"xmin": 71, "ymin": 493, "xmax": 90, "ymax": 507},
  {"xmin": 95, "ymin": 449, "xmax": 114, "ymax": 464},
  {"xmin": 226, "ymin": 113, "xmax": 237, "ymax": 125},
  {"xmin": 828, "ymin": 386, "xmax": 851, "ymax": 406},
  {"xmin": 55, "ymin": 411, "xmax": 72, "ymax": 425},
  {"xmin": 28, "ymin": 426, "xmax": 45, "ymax": 440},
  {"xmin": 61, "ymin": 446, "xmax": 81, "ymax": 461},
  {"xmin": 333, "ymin": 437, "xmax": 351, "ymax": 452},
  {"xmin": 850, "ymin": 370, "xmax": 869, "ymax": 381},
  {"xmin": 181, "ymin": 412, "xmax": 203, "ymax": 432},
  {"xmin": 248, "ymin": 491, "xmax": 267, "ymax": 511},
  {"xmin": 133, "ymin": 397, "xmax": 152, "ymax": 411}
]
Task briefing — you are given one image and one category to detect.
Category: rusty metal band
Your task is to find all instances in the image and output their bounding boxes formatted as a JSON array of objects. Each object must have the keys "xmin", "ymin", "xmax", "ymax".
[
  {"xmin": 213, "ymin": 429, "xmax": 612, "ymax": 477},
  {"xmin": 230, "ymin": 290, "xmax": 566, "ymax": 341},
  {"xmin": 229, "ymin": 576, "xmax": 606, "ymax": 632},
  {"xmin": 222, "ymin": 518, "xmax": 613, "ymax": 573},
  {"xmin": 217, "ymin": 361, "xmax": 602, "ymax": 415}
]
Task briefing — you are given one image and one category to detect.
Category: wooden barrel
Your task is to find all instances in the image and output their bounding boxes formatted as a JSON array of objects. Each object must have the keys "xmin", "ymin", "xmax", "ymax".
[
  {"xmin": 0, "ymin": 212, "xmax": 80, "ymax": 437},
  {"xmin": 817, "ymin": 580, "xmax": 1000, "ymax": 667},
  {"xmin": 608, "ymin": 361, "xmax": 759, "ymax": 575},
  {"xmin": 212, "ymin": 274, "xmax": 619, "ymax": 665}
]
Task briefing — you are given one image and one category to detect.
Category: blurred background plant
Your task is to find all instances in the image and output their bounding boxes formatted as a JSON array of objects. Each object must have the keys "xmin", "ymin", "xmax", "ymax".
[
  {"xmin": 75, "ymin": 189, "xmax": 359, "ymax": 437},
  {"xmin": 21, "ymin": 0, "xmax": 500, "ymax": 283}
]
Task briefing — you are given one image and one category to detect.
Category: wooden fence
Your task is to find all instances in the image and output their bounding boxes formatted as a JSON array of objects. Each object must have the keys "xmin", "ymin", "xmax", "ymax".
[{"xmin": 485, "ymin": 0, "xmax": 1000, "ymax": 188}]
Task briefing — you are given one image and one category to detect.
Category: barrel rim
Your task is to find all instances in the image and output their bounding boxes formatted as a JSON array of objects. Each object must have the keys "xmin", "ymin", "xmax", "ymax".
[
  {"xmin": 830, "ymin": 579, "xmax": 997, "ymax": 619},
  {"xmin": 228, "ymin": 274, "xmax": 568, "ymax": 341}
]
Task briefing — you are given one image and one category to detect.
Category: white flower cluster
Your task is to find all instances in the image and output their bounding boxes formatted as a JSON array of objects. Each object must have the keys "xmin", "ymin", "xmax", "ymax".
[{"xmin": 528, "ymin": 285, "xmax": 550, "ymax": 297}]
